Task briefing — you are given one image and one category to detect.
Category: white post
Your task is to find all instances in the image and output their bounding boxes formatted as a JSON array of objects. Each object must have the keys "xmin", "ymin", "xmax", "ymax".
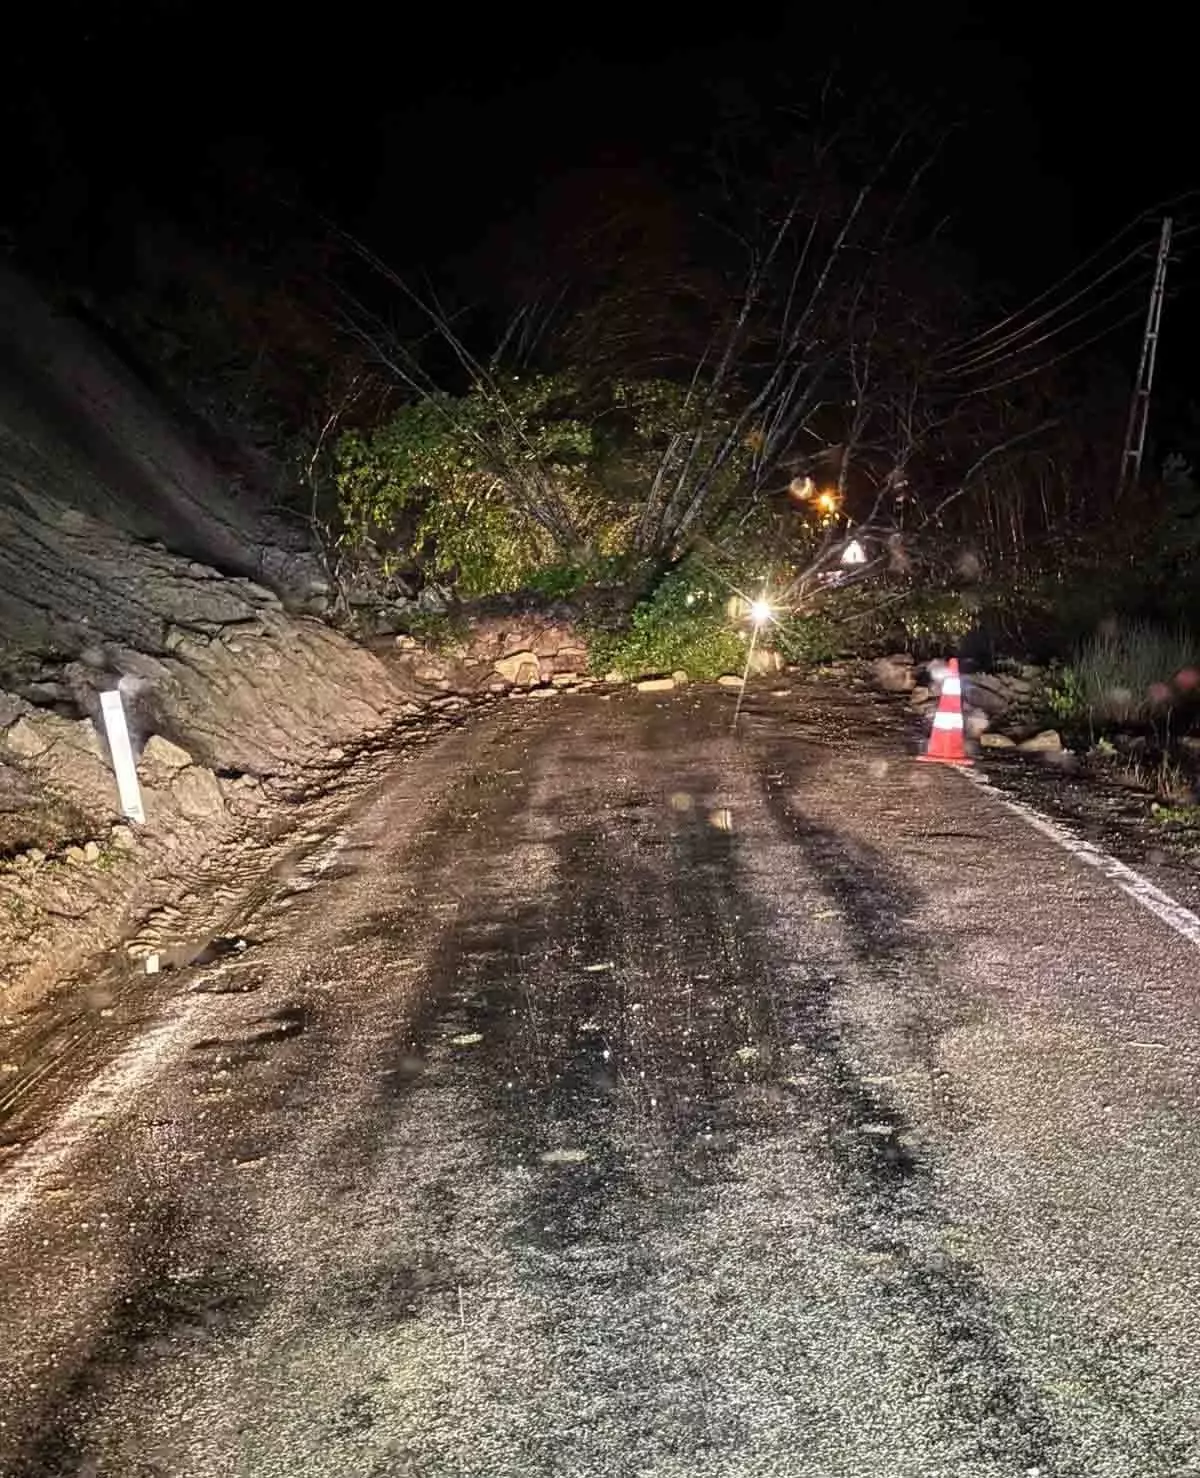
[{"xmin": 100, "ymin": 690, "xmax": 146, "ymax": 824}]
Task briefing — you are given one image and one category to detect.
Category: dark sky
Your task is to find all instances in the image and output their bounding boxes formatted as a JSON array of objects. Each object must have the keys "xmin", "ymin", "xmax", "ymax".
[{"xmin": 5, "ymin": 3, "xmax": 1196, "ymax": 376}]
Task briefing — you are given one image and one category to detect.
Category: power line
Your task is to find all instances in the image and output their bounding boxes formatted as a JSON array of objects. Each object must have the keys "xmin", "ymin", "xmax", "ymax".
[
  {"xmin": 953, "ymin": 302, "xmax": 1150, "ymax": 399},
  {"xmin": 940, "ymin": 239, "xmax": 1154, "ymax": 378},
  {"xmin": 937, "ymin": 188, "xmax": 1200, "ymax": 362}
]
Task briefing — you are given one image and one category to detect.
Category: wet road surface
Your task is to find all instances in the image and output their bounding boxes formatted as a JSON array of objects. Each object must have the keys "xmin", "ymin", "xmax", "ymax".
[{"xmin": 2, "ymin": 681, "xmax": 1200, "ymax": 1476}]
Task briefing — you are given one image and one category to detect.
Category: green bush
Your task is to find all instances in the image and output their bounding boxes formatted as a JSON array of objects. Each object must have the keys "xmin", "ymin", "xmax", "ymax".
[
  {"xmin": 587, "ymin": 562, "xmax": 747, "ymax": 680},
  {"xmin": 771, "ymin": 612, "xmax": 841, "ymax": 664}
]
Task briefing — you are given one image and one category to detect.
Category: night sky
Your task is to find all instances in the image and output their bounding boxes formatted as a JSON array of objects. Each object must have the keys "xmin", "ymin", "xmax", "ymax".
[{"xmin": 6, "ymin": 4, "xmax": 1196, "ymax": 390}]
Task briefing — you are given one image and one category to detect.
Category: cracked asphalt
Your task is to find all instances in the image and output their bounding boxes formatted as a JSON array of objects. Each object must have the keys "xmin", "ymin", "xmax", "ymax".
[{"xmin": 2, "ymin": 679, "xmax": 1200, "ymax": 1476}]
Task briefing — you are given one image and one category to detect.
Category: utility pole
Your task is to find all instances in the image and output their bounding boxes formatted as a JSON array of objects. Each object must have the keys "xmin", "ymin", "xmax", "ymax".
[{"xmin": 1117, "ymin": 216, "xmax": 1172, "ymax": 499}]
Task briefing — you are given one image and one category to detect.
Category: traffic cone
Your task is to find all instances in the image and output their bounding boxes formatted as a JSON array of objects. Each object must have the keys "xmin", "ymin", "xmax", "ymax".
[{"xmin": 918, "ymin": 658, "xmax": 973, "ymax": 766}]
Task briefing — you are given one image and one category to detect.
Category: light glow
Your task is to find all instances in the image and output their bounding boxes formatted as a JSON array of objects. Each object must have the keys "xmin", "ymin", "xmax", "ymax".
[{"xmin": 749, "ymin": 599, "xmax": 772, "ymax": 624}]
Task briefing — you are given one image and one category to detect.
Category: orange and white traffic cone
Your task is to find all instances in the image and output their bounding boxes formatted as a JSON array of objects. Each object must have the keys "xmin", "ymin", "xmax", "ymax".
[{"xmin": 918, "ymin": 657, "xmax": 973, "ymax": 766}]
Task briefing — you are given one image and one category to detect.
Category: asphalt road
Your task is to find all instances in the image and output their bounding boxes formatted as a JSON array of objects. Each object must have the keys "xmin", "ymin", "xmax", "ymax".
[{"xmin": 2, "ymin": 680, "xmax": 1200, "ymax": 1477}]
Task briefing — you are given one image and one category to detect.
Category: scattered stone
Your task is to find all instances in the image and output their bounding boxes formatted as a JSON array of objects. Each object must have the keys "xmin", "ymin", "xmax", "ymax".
[
  {"xmin": 110, "ymin": 826, "xmax": 135, "ymax": 849},
  {"xmin": 394, "ymin": 634, "xmax": 419, "ymax": 651},
  {"xmin": 636, "ymin": 677, "xmax": 675, "ymax": 693},
  {"xmin": 551, "ymin": 672, "xmax": 581, "ymax": 687},
  {"xmin": 963, "ymin": 681, "xmax": 1010, "ymax": 718},
  {"xmin": 909, "ymin": 686, "xmax": 932, "ymax": 706},
  {"xmin": 539, "ymin": 1147, "xmax": 589, "ymax": 1165},
  {"xmin": 718, "ymin": 675, "xmax": 745, "ymax": 688},
  {"xmin": 746, "ymin": 648, "xmax": 784, "ymax": 675},
  {"xmin": 140, "ymin": 734, "xmax": 194, "ymax": 773},
  {"xmin": 529, "ymin": 685, "xmax": 559, "ymax": 698},
  {"xmin": 25, "ymin": 847, "xmax": 46, "ymax": 865},
  {"xmin": 83, "ymin": 841, "xmax": 101, "ymax": 863},
  {"xmin": 671, "ymin": 670, "xmax": 690, "ymax": 686},
  {"xmin": 1018, "ymin": 729, "xmax": 1064, "ymax": 754},
  {"xmin": 3, "ymin": 717, "xmax": 50, "ymax": 759},
  {"xmin": 872, "ymin": 653, "xmax": 916, "ymax": 693},
  {"xmin": 449, "ymin": 1031, "xmax": 483, "ymax": 1047},
  {"xmin": 494, "ymin": 650, "xmax": 541, "ymax": 685},
  {"xmin": 603, "ymin": 671, "xmax": 628, "ymax": 684},
  {"xmin": 980, "ymin": 732, "xmax": 1017, "ymax": 749},
  {"xmin": 64, "ymin": 845, "xmax": 86, "ymax": 864},
  {"xmin": 171, "ymin": 765, "xmax": 227, "ymax": 820}
]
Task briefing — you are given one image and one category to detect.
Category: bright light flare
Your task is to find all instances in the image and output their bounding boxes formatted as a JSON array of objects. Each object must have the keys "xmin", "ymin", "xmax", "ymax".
[
  {"xmin": 749, "ymin": 599, "xmax": 773, "ymax": 624},
  {"xmin": 815, "ymin": 490, "xmax": 840, "ymax": 515}
]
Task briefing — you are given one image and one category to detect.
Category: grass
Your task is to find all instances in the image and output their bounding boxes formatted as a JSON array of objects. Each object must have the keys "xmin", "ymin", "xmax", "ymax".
[{"xmin": 1051, "ymin": 621, "xmax": 1197, "ymax": 728}]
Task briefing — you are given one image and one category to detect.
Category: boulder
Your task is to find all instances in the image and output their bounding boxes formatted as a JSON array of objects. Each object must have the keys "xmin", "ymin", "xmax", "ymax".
[
  {"xmin": 494, "ymin": 650, "xmax": 541, "ymax": 685},
  {"xmin": 872, "ymin": 654, "xmax": 916, "ymax": 693},
  {"xmin": 3, "ymin": 716, "xmax": 50, "ymax": 759},
  {"xmin": 1018, "ymin": 730, "xmax": 1064, "ymax": 754},
  {"xmin": 170, "ymin": 765, "xmax": 227, "ymax": 820},
  {"xmin": 140, "ymin": 734, "xmax": 194, "ymax": 775},
  {"xmin": 636, "ymin": 677, "xmax": 676, "ymax": 693},
  {"xmin": 980, "ymin": 732, "xmax": 1017, "ymax": 749},
  {"xmin": 746, "ymin": 648, "xmax": 784, "ymax": 675},
  {"xmin": 964, "ymin": 679, "xmax": 1011, "ymax": 718}
]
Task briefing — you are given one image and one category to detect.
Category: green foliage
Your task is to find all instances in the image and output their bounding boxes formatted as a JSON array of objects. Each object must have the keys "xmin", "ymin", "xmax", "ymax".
[
  {"xmin": 771, "ymin": 612, "xmax": 841, "ymax": 664},
  {"xmin": 336, "ymin": 374, "xmax": 615, "ymax": 595},
  {"xmin": 1043, "ymin": 664, "xmax": 1089, "ymax": 725},
  {"xmin": 1052, "ymin": 622, "xmax": 1197, "ymax": 728},
  {"xmin": 1151, "ymin": 801, "xmax": 1200, "ymax": 827},
  {"xmin": 522, "ymin": 554, "xmax": 631, "ymax": 600},
  {"xmin": 587, "ymin": 561, "xmax": 747, "ymax": 680},
  {"xmin": 895, "ymin": 589, "xmax": 976, "ymax": 647},
  {"xmin": 398, "ymin": 611, "xmax": 471, "ymax": 652}
]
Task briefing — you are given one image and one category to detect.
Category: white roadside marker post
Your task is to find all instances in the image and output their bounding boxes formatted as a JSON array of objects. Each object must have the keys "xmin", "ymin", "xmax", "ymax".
[{"xmin": 100, "ymin": 689, "xmax": 146, "ymax": 825}]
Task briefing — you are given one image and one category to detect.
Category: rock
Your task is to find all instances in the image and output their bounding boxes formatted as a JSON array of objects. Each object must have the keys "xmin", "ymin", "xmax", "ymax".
[
  {"xmin": 64, "ymin": 845, "xmax": 86, "ymax": 864},
  {"xmin": 964, "ymin": 707, "xmax": 991, "ymax": 739},
  {"xmin": 110, "ymin": 825, "xmax": 135, "ymax": 849},
  {"xmin": 636, "ymin": 677, "xmax": 676, "ymax": 693},
  {"xmin": 495, "ymin": 650, "xmax": 542, "ymax": 685},
  {"xmin": 671, "ymin": 671, "xmax": 690, "ymax": 686},
  {"xmin": 872, "ymin": 654, "xmax": 916, "ymax": 693},
  {"xmin": 552, "ymin": 672, "xmax": 582, "ymax": 687},
  {"xmin": 529, "ymin": 685, "xmax": 559, "ymax": 698},
  {"xmin": 980, "ymin": 732, "xmax": 1017, "ymax": 749},
  {"xmin": 140, "ymin": 734, "xmax": 194, "ymax": 775},
  {"xmin": 964, "ymin": 680, "xmax": 1011, "ymax": 717},
  {"xmin": 3, "ymin": 716, "xmax": 50, "ymax": 759},
  {"xmin": 170, "ymin": 765, "xmax": 227, "ymax": 820},
  {"xmin": 909, "ymin": 686, "xmax": 932, "ymax": 706},
  {"xmin": 718, "ymin": 675, "xmax": 745, "ymax": 688},
  {"xmin": 1018, "ymin": 730, "xmax": 1064, "ymax": 754},
  {"xmin": 603, "ymin": 671, "xmax": 628, "ymax": 684},
  {"xmin": 746, "ymin": 648, "xmax": 784, "ymax": 675},
  {"xmin": 83, "ymin": 840, "xmax": 101, "ymax": 863}
]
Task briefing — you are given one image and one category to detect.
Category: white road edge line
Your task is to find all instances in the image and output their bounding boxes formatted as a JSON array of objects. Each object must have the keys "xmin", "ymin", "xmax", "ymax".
[{"xmin": 961, "ymin": 767, "xmax": 1200, "ymax": 951}]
